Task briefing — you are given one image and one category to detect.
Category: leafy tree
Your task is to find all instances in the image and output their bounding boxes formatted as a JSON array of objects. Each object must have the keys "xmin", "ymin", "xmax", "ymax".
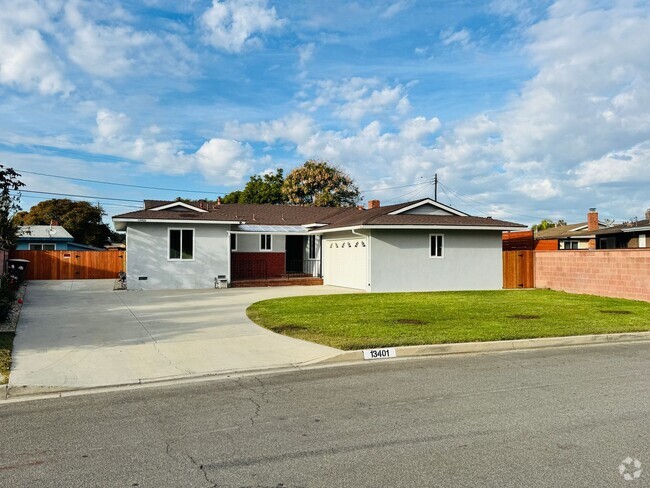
[
  {"xmin": 282, "ymin": 160, "xmax": 360, "ymax": 207},
  {"xmin": 16, "ymin": 199, "xmax": 112, "ymax": 248},
  {"xmin": 223, "ymin": 169, "xmax": 286, "ymax": 204},
  {"xmin": 531, "ymin": 219, "xmax": 556, "ymax": 232},
  {"xmin": 0, "ymin": 165, "xmax": 25, "ymax": 249}
]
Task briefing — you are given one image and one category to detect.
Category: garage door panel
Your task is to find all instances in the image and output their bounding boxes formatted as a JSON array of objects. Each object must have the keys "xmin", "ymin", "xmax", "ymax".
[{"xmin": 323, "ymin": 237, "xmax": 367, "ymax": 290}]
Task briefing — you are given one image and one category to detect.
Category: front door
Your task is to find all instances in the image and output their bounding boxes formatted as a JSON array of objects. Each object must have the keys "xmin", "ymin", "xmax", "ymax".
[{"xmin": 285, "ymin": 235, "xmax": 304, "ymax": 274}]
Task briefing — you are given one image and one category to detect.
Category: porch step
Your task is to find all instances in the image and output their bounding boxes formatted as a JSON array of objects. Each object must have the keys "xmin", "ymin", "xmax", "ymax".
[{"xmin": 231, "ymin": 277, "xmax": 324, "ymax": 288}]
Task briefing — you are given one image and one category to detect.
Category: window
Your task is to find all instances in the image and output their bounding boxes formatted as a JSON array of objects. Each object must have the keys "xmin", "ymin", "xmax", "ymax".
[
  {"xmin": 562, "ymin": 240, "xmax": 578, "ymax": 250},
  {"xmin": 308, "ymin": 235, "xmax": 317, "ymax": 259},
  {"xmin": 260, "ymin": 234, "xmax": 272, "ymax": 251},
  {"xmin": 429, "ymin": 234, "xmax": 444, "ymax": 258},
  {"xmin": 169, "ymin": 229, "xmax": 194, "ymax": 260},
  {"xmin": 230, "ymin": 233, "xmax": 237, "ymax": 251},
  {"xmin": 29, "ymin": 243, "xmax": 55, "ymax": 250}
]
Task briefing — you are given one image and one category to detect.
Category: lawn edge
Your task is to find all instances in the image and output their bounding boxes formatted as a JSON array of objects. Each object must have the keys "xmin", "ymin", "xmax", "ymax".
[{"xmin": 317, "ymin": 330, "xmax": 650, "ymax": 364}]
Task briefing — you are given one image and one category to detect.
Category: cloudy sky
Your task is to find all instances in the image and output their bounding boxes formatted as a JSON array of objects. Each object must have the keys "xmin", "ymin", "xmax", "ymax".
[{"xmin": 1, "ymin": 0, "xmax": 649, "ymax": 226}]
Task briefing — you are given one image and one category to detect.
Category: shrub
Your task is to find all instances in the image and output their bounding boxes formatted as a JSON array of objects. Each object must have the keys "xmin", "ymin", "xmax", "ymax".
[{"xmin": 0, "ymin": 273, "xmax": 16, "ymax": 323}]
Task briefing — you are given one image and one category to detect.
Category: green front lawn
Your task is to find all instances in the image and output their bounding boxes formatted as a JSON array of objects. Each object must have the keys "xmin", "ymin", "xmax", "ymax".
[
  {"xmin": 247, "ymin": 290, "xmax": 650, "ymax": 350},
  {"xmin": 0, "ymin": 332, "xmax": 15, "ymax": 384}
]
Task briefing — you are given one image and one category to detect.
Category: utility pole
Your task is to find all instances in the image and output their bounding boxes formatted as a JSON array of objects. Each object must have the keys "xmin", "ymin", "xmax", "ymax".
[{"xmin": 434, "ymin": 173, "xmax": 438, "ymax": 201}]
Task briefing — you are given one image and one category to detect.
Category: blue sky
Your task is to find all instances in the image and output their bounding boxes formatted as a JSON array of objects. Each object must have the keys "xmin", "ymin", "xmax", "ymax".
[{"xmin": 1, "ymin": 0, "xmax": 649, "ymax": 227}]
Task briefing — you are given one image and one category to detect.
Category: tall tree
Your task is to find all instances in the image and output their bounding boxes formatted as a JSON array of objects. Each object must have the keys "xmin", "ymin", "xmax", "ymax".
[
  {"xmin": 531, "ymin": 219, "xmax": 556, "ymax": 232},
  {"xmin": 0, "ymin": 165, "xmax": 25, "ymax": 249},
  {"xmin": 282, "ymin": 160, "xmax": 360, "ymax": 207},
  {"xmin": 16, "ymin": 199, "xmax": 112, "ymax": 247},
  {"xmin": 223, "ymin": 169, "xmax": 286, "ymax": 204}
]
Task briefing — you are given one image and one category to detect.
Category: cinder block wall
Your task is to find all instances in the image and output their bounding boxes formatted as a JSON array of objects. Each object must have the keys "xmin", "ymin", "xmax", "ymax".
[{"xmin": 535, "ymin": 249, "xmax": 650, "ymax": 302}]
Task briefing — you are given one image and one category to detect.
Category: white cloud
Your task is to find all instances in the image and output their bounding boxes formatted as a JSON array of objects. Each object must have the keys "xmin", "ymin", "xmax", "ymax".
[
  {"xmin": 399, "ymin": 117, "xmax": 441, "ymax": 141},
  {"xmin": 0, "ymin": 0, "xmax": 72, "ymax": 95},
  {"xmin": 440, "ymin": 27, "xmax": 472, "ymax": 48},
  {"xmin": 195, "ymin": 138, "xmax": 253, "ymax": 184},
  {"xmin": 201, "ymin": 0, "xmax": 285, "ymax": 53},
  {"xmin": 300, "ymin": 78, "xmax": 411, "ymax": 122},
  {"xmin": 297, "ymin": 43, "xmax": 315, "ymax": 67},
  {"xmin": 573, "ymin": 142, "xmax": 650, "ymax": 187},
  {"xmin": 224, "ymin": 113, "xmax": 315, "ymax": 145},
  {"xmin": 64, "ymin": 1, "xmax": 195, "ymax": 78},
  {"xmin": 381, "ymin": 1, "xmax": 409, "ymax": 19},
  {"xmin": 515, "ymin": 178, "xmax": 560, "ymax": 200},
  {"xmin": 95, "ymin": 109, "xmax": 130, "ymax": 139}
]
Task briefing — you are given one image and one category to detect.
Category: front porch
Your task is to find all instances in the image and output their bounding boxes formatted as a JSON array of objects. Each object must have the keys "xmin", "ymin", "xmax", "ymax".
[{"xmin": 230, "ymin": 232, "xmax": 322, "ymax": 287}]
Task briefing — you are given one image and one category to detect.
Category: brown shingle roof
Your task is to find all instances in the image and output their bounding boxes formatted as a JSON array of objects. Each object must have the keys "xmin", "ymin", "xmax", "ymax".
[
  {"xmin": 113, "ymin": 199, "xmax": 525, "ymax": 230},
  {"xmin": 534, "ymin": 223, "xmax": 590, "ymax": 239}
]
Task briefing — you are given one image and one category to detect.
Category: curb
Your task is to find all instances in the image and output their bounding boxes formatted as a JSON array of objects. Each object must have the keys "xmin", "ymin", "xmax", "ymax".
[
  {"xmin": 318, "ymin": 331, "xmax": 650, "ymax": 364},
  {"xmin": 3, "ymin": 331, "xmax": 649, "ymax": 403}
]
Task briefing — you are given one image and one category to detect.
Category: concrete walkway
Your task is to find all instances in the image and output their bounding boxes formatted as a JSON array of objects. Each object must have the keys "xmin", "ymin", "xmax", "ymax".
[{"xmin": 9, "ymin": 281, "xmax": 356, "ymax": 390}]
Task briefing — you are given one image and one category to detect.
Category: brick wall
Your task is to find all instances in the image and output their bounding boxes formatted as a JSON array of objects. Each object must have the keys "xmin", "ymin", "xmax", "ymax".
[
  {"xmin": 231, "ymin": 252, "xmax": 285, "ymax": 280},
  {"xmin": 535, "ymin": 249, "xmax": 650, "ymax": 302}
]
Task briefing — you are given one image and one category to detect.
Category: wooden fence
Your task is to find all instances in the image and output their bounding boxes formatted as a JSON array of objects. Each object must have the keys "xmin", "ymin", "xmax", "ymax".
[
  {"xmin": 8, "ymin": 250, "xmax": 125, "ymax": 280},
  {"xmin": 503, "ymin": 250, "xmax": 534, "ymax": 289}
]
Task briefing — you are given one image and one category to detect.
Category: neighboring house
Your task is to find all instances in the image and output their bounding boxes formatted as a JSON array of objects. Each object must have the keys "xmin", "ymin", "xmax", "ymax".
[
  {"xmin": 534, "ymin": 208, "xmax": 608, "ymax": 250},
  {"xmin": 17, "ymin": 223, "xmax": 103, "ymax": 251},
  {"xmin": 577, "ymin": 209, "xmax": 650, "ymax": 249},
  {"xmin": 112, "ymin": 198, "xmax": 524, "ymax": 292}
]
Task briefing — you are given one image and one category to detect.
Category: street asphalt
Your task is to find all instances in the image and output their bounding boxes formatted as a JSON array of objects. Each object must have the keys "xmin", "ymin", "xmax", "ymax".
[
  {"xmin": 9, "ymin": 280, "xmax": 355, "ymax": 389},
  {"xmin": 0, "ymin": 341, "xmax": 648, "ymax": 487}
]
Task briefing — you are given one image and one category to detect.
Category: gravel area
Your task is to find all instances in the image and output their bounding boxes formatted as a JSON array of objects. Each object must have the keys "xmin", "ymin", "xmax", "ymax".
[{"xmin": 0, "ymin": 284, "xmax": 27, "ymax": 333}]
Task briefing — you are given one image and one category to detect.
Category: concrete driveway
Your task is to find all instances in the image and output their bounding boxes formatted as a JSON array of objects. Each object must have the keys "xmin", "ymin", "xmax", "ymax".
[{"xmin": 9, "ymin": 281, "xmax": 355, "ymax": 390}]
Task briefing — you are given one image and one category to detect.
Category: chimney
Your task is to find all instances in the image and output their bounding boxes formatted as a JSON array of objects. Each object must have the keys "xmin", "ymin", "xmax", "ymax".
[
  {"xmin": 368, "ymin": 200, "xmax": 381, "ymax": 209},
  {"xmin": 50, "ymin": 219, "xmax": 58, "ymax": 227},
  {"xmin": 646, "ymin": 208, "xmax": 650, "ymax": 221},
  {"xmin": 587, "ymin": 208, "xmax": 598, "ymax": 249},
  {"xmin": 587, "ymin": 208, "xmax": 599, "ymax": 231},
  {"xmin": 217, "ymin": 196, "xmax": 222, "ymax": 205}
]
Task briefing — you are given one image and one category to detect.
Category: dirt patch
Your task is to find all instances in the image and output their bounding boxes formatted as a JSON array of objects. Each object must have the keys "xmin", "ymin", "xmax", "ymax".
[
  {"xmin": 600, "ymin": 310, "xmax": 632, "ymax": 315},
  {"xmin": 274, "ymin": 324, "xmax": 308, "ymax": 333},
  {"xmin": 394, "ymin": 319, "xmax": 426, "ymax": 325},
  {"xmin": 509, "ymin": 314, "xmax": 541, "ymax": 320}
]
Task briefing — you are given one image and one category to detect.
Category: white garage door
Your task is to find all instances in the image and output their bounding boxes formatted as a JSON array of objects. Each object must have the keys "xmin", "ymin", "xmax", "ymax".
[{"xmin": 323, "ymin": 237, "xmax": 367, "ymax": 290}]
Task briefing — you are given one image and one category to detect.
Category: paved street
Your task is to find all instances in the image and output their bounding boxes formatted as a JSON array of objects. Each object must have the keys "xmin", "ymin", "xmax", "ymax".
[
  {"xmin": 10, "ymin": 280, "xmax": 354, "ymax": 389},
  {"xmin": 1, "ymin": 342, "xmax": 648, "ymax": 487}
]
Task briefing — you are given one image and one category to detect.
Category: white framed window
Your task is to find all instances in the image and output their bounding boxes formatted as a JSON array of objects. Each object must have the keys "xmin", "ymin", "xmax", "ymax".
[
  {"xmin": 429, "ymin": 234, "xmax": 444, "ymax": 258},
  {"xmin": 260, "ymin": 234, "xmax": 272, "ymax": 251},
  {"xmin": 230, "ymin": 233, "xmax": 237, "ymax": 251},
  {"xmin": 168, "ymin": 228, "xmax": 194, "ymax": 260},
  {"xmin": 29, "ymin": 243, "xmax": 56, "ymax": 250},
  {"xmin": 562, "ymin": 240, "xmax": 578, "ymax": 250},
  {"xmin": 308, "ymin": 235, "xmax": 317, "ymax": 259}
]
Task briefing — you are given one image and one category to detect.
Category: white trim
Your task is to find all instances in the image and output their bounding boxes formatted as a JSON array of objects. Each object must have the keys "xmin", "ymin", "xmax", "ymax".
[
  {"xmin": 303, "ymin": 223, "xmax": 328, "ymax": 228},
  {"xmin": 388, "ymin": 198, "xmax": 468, "ymax": 217},
  {"xmin": 314, "ymin": 224, "xmax": 524, "ymax": 234},
  {"xmin": 114, "ymin": 218, "xmax": 237, "ymax": 225},
  {"xmin": 29, "ymin": 243, "xmax": 56, "ymax": 250},
  {"xmin": 622, "ymin": 226, "xmax": 650, "ymax": 233},
  {"xmin": 167, "ymin": 227, "xmax": 195, "ymax": 261},
  {"xmin": 308, "ymin": 235, "xmax": 317, "ymax": 260},
  {"xmin": 150, "ymin": 201, "xmax": 207, "ymax": 212},
  {"xmin": 259, "ymin": 234, "xmax": 273, "ymax": 251},
  {"xmin": 429, "ymin": 234, "xmax": 444, "ymax": 258},
  {"xmin": 230, "ymin": 230, "xmax": 310, "ymax": 235}
]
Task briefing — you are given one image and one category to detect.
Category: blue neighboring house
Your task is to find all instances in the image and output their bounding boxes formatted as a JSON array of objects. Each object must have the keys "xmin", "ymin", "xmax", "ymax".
[{"xmin": 17, "ymin": 225, "xmax": 102, "ymax": 250}]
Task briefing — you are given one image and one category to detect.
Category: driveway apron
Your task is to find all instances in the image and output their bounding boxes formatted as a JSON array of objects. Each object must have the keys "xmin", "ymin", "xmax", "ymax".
[{"xmin": 9, "ymin": 281, "xmax": 354, "ymax": 389}]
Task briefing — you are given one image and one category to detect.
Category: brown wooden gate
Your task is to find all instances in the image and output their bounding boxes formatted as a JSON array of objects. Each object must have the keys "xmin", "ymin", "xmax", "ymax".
[
  {"xmin": 9, "ymin": 250, "xmax": 125, "ymax": 280},
  {"xmin": 503, "ymin": 250, "xmax": 534, "ymax": 289}
]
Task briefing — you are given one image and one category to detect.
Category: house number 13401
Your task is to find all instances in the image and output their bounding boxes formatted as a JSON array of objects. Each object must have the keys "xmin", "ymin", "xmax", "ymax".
[{"xmin": 363, "ymin": 348, "xmax": 397, "ymax": 360}]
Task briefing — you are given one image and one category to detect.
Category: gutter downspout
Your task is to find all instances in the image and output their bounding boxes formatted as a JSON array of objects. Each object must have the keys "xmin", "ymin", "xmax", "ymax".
[
  {"xmin": 226, "ymin": 230, "xmax": 231, "ymax": 285},
  {"xmin": 352, "ymin": 228, "xmax": 371, "ymax": 292}
]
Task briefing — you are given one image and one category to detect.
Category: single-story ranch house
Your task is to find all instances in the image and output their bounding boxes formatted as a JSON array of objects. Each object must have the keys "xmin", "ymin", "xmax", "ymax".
[{"xmin": 112, "ymin": 198, "xmax": 524, "ymax": 292}]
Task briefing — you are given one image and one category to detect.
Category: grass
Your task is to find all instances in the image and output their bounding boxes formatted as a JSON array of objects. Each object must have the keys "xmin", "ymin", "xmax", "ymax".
[
  {"xmin": 246, "ymin": 290, "xmax": 650, "ymax": 350},
  {"xmin": 0, "ymin": 332, "xmax": 15, "ymax": 384}
]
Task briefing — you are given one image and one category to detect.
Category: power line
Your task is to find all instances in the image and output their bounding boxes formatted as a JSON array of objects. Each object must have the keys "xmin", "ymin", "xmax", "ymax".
[
  {"xmin": 16, "ymin": 169, "xmax": 225, "ymax": 195},
  {"xmin": 15, "ymin": 189, "xmax": 144, "ymax": 204},
  {"xmin": 360, "ymin": 180, "xmax": 432, "ymax": 194},
  {"xmin": 17, "ymin": 194, "xmax": 142, "ymax": 210}
]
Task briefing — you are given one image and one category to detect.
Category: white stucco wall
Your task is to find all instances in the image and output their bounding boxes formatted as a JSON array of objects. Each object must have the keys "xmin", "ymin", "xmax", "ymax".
[
  {"xmin": 234, "ymin": 233, "xmax": 286, "ymax": 253},
  {"xmin": 368, "ymin": 229, "xmax": 503, "ymax": 292},
  {"xmin": 126, "ymin": 223, "xmax": 229, "ymax": 290}
]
